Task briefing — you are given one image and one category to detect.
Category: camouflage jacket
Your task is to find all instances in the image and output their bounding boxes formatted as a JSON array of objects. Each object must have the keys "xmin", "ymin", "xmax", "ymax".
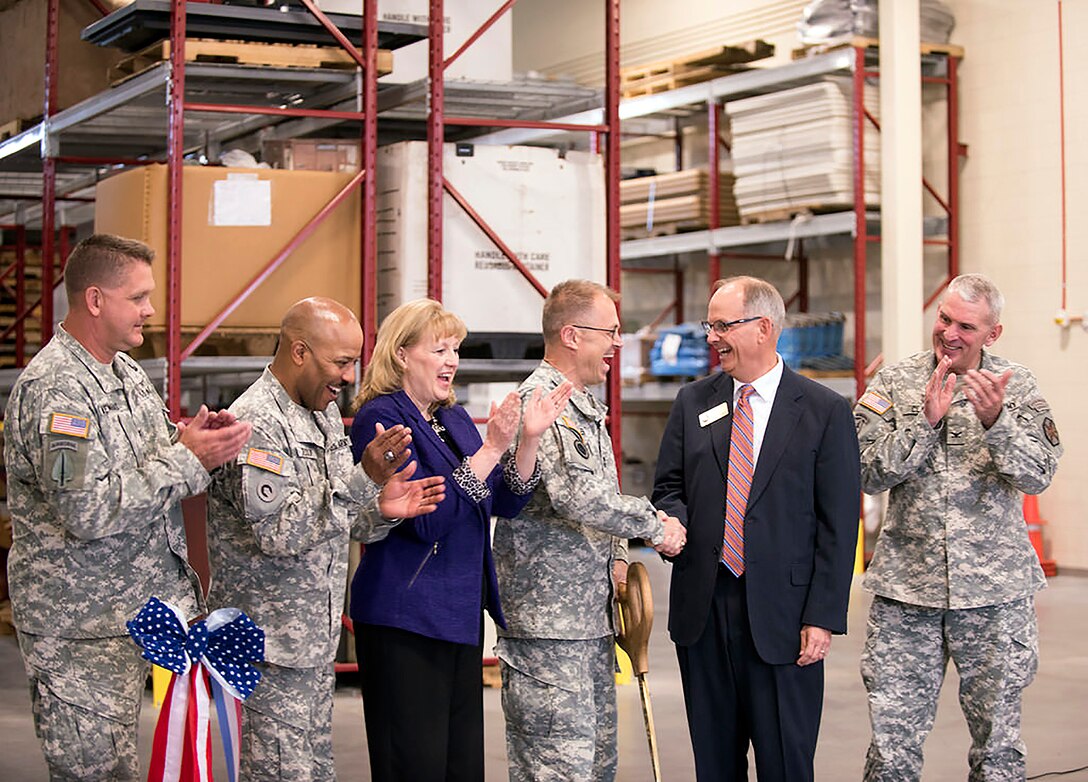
[
  {"xmin": 206, "ymin": 368, "xmax": 389, "ymax": 668},
  {"xmin": 3, "ymin": 326, "xmax": 207, "ymax": 638},
  {"xmin": 493, "ymin": 361, "xmax": 664, "ymax": 640},
  {"xmin": 855, "ymin": 350, "xmax": 1062, "ymax": 609}
]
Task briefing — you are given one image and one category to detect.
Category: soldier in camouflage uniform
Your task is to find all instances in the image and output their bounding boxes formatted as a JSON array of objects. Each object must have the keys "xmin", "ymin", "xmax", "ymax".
[
  {"xmin": 855, "ymin": 274, "xmax": 1063, "ymax": 782},
  {"xmin": 3, "ymin": 234, "xmax": 253, "ymax": 780},
  {"xmin": 206, "ymin": 297, "xmax": 446, "ymax": 782},
  {"xmin": 494, "ymin": 280, "xmax": 686, "ymax": 782}
]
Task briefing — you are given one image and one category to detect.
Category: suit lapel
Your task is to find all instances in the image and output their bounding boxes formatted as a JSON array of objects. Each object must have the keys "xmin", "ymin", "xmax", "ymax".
[
  {"xmin": 746, "ymin": 367, "xmax": 804, "ymax": 511},
  {"xmin": 704, "ymin": 372, "xmax": 734, "ymax": 483}
]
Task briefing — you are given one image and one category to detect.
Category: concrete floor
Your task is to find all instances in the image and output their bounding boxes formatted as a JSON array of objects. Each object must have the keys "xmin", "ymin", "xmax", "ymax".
[{"xmin": 2, "ymin": 550, "xmax": 1086, "ymax": 780}]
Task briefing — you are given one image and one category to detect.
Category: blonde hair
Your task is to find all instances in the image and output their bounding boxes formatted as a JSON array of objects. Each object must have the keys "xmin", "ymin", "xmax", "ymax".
[
  {"xmin": 542, "ymin": 279, "xmax": 619, "ymax": 343},
  {"xmin": 352, "ymin": 298, "xmax": 468, "ymax": 411}
]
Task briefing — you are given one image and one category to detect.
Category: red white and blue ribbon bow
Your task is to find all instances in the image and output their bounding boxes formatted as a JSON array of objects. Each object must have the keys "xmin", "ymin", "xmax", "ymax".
[{"xmin": 128, "ymin": 596, "xmax": 265, "ymax": 782}]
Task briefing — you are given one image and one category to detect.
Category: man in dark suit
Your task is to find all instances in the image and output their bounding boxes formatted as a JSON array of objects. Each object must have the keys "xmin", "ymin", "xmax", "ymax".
[{"xmin": 652, "ymin": 276, "xmax": 860, "ymax": 782}]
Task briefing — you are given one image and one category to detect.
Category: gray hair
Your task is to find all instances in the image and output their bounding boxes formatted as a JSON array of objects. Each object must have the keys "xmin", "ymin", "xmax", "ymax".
[
  {"xmin": 945, "ymin": 274, "xmax": 1003, "ymax": 325},
  {"xmin": 714, "ymin": 276, "xmax": 786, "ymax": 334}
]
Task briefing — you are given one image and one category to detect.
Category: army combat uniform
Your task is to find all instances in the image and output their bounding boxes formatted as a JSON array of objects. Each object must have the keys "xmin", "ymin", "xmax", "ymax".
[
  {"xmin": 493, "ymin": 362, "xmax": 666, "ymax": 782},
  {"xmin": 854, "ymin": 350, "xmax": 1062, "ymax": 782},
  {"xmin": 4, "ymin": 325, "xmax": 208, "ymax": 780},
  {"xmin": 206, "ymin": 367, "xmax": 393, "ymax": 782}
]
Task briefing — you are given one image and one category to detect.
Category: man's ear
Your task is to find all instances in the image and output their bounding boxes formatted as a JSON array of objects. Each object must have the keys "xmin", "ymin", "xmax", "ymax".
[
  {"xmin": 290, "ymin": 339, "xmax": 308, "ymax": 367},
  {"xmin": 985, "ymin": 323, "xmax": 1003, "ymax": 347},
  {"xmin": 84, "ymin": 286, "xmax": 103, "ymax": 317},
  {"xmin": 559, "ymin": 324, "xmax": 579, "ymax": 351}
]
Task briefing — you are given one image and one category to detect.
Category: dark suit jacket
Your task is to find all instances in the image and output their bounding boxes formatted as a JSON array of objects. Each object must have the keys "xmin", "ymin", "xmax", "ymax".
[
  {"xmin": 652, "ymin": 366, "xmax": 860, "ymax": 665},
  {"xmin": 348, "ymin": 391, "xmax": 532, "ymax": 646}
]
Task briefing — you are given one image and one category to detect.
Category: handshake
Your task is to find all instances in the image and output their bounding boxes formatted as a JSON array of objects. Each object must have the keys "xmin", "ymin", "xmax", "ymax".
[{"xmin": 652, "ymin": 509, "xmax": 687, "ymax": 556}]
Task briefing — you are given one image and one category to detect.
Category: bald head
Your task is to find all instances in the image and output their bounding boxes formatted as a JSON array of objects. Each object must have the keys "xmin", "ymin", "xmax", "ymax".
[{"xmin": 272, "ymin": 297, "xmax": 363, "ymax": 410}]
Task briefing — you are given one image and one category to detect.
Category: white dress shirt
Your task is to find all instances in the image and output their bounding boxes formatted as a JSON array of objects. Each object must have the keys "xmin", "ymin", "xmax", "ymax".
[{"xmin": 731, "ymin": 355, "xmax": 784, "ymax": 468}]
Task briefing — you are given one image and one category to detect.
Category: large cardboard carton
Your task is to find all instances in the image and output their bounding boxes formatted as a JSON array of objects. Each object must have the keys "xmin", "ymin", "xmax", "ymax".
[
  {"xmin": 376, "ymin": 142, "xmax": 605, "ymax": 334},
  {"xmin": 94, "ymin": 164, "xmax": 361, "ymax": 330}
]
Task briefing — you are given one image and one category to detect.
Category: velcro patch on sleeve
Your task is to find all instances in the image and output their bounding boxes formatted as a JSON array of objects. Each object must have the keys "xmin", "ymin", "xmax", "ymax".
[
  {"xmin": 858, "ymin": 391, "xmax": 893, "ymax": 416},
  {"xmin": 245, "ymin": 447, "xmax": 285, "ymax": 474},
  {"xmin": 49, "ymin": 412, "xmax": 90, "ymax": 438}
]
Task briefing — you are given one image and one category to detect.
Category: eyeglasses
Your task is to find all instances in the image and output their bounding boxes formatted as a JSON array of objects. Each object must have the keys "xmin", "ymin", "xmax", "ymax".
[
  {"xmin": 700, "ymin": 316, "xmax": 763, "ymax": 336},
  {"xmin": 571, "ymin": 324, "xmax": 621, "ymax": 340}
]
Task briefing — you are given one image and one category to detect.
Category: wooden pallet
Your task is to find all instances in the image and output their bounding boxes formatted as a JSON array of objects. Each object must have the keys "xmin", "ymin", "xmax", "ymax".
[
  {"xmin": 792, "ymin": 36, "xmax": 964, "ymax": 60},
  {"xmin": 621, "ymin": 40, "xmax": 774, "ymax": 98},
  {"xmin": 110, "ymin": 38, "xmax": 394, "ymax": 85},
  {"xmin": 740, "ymin": 202, "xmax": 853, "ymax": 225}
]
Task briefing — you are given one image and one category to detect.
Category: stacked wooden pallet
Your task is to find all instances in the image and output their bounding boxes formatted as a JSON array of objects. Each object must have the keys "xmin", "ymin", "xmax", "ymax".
[
  {"xmin": 619, "ymin": 169, "xmax": 740, "ymax": 238},
  {"xmin": 109, "ymin": 38, "xmax": 394, "ymax": 85},
  {"xmin": 726, "ymin": 78, "xmax": 880, "ymax": 223},
  {"xmin": 791, "ymin": 35, "xmax": 964, "ymax": 60},
  {"xmin": 0, "ymin": 249, "xmax": 48, "ymax": 368},
  {"xmin": 620, "ymin": 39, "xmax": 774, "ymax": 99}
]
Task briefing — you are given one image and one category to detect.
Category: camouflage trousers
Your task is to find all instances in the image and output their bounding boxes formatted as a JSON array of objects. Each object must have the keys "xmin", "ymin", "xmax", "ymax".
[
  {"xmin": 17, "ymin": 631, "xmax": 147, "ymax": 781},
  {"xmin": 497, "ymin": 636, "xmax": 617, "ymax": 782},
  {"xmin": 241, "ymin": 662, "xmax": 336, "ymax": 782},
  {"xmin": 861, "ymin": 595, "xmax": 1038, "ymax": 782}
]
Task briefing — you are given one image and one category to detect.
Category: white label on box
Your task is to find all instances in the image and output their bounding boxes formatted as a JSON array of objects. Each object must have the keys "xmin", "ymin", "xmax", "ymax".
[{"xmin": 211, "ymin": 174, "xmax": 271, "ymax": 227}]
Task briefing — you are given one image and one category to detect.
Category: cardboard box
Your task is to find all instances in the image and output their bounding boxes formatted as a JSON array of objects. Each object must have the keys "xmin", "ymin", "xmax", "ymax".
[
  {"xmin": 262, "ymin": 138, "xmax": 361, "ymax": 172},
  {"xmin": 376, "ymin": 142, "xmax": 606, "ymax": 335},
  {"xmin": 94, "ymin": 164, "xmax": 361, "ymax": 330}
]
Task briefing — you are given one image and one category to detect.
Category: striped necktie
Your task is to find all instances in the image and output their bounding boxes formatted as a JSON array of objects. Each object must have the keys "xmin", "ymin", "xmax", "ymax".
[{"xmin": 722, "ymin": 384, "xmax": 756, "ymax": 576}]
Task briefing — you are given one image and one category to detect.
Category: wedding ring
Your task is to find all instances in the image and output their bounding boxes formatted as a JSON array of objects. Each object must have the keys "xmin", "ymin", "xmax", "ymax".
[{"xmin": 383, "ymin": 449, "xmax": 396, "ymax": 463}]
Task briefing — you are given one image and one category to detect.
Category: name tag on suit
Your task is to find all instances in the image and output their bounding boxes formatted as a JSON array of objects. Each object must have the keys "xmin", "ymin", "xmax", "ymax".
[{"xmin": 699, "ymin": 401, "xmax": 730, "ymax": 428}]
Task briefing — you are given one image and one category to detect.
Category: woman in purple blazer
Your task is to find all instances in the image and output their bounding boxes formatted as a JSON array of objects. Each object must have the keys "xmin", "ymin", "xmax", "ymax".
[{"xmin": 348, "ymin": 298, "xmax": 571, "ymax": 782}]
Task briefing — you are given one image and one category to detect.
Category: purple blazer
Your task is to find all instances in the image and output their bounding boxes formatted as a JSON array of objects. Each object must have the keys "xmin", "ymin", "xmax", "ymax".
[{"xmin": 349, "ymin": 391, "xmax": 531, "ymax": 646}]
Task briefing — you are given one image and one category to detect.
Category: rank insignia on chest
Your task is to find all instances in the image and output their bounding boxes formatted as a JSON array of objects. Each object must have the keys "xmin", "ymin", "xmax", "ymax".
[
  {"xmin": 857, "ymin": 391, "xmax": 893, "ymax": 415},
  {"xmin": 49, "ymin": 412, "xmax": 90, "ymax": 438},
  {"xmin": 246, "ymin": 448, "xmax": 285, "ymax": 474}
]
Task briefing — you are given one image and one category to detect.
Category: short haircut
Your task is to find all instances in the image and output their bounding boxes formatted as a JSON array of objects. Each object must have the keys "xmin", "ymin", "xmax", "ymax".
[
  {"xmin": 64, "ymin": 234, "xmax": 154, "ymax": 301},
  {"xmin": 713, "ymin": 275, "xmax": 786, "ymax": 334},
  {"xmin": 542, "ymin": 279, "xmax": 620, "ymax": 343},
  {"xmin": 945, "ymin": 273, "xmax": 1004, "ymax": 325},
  {"xmin": 353, "ymin": 298, "xmax": 467, "ymax": 410}
]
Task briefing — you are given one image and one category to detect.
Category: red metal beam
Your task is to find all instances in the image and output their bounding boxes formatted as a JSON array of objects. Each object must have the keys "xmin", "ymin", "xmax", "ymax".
[
  {"xmin": 15, "ymin": 225, "xmax": 26, "ymax": 365},
  {"xmin": 296, "ymin": 0, "xmax": 367, "ymax": 69},
  {"xmin": 55, "ymin": 155, "xmax": 158, "ymax": 167},
  {"xmin": 361, "ymin": 0, "xmax": 378, "ymax": 363},
  {"xmin": 442, "ymin": 176, "xmax": 548, "ymax": 298},
  {"xmin": 184, "ymin": 103, "xmax": 366, "ymax": 121},
  {"xmin": 605, "ymin": 0, "xmax": 622, "ymax": 471},
  {"xmin": 947, "ymin": 55, "xmax": 961, "ymax": 280},
  {"xmin": 444, "ymin": 0, "xmax": 518, "ymax": 72},
  {"xmin": 852, "ymin": 45, "xmax": 867, "ymax": 400},
  {"xmin": 84, "ymin": 0, "xmax": 111, "ymax": 17},
  {"xmin": 444, "ymin": 116, "xmax": 608, "ymax": 133},
  {"xmin": 166, "ymin": 0, "xmax": 187, "ymax": 416},
  {"xmin": 41, "ymin": 0, "xmax": 59, "ymax": 347},
  {"xmin": 427, "ymin": 0, "xmax": 445, "ymax": 301},
  {"xmin": 181, "ymin": 170, "xmax": 366, "ymax": 361}
]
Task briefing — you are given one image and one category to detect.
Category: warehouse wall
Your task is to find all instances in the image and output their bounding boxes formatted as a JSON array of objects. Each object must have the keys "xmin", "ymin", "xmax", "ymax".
[{"xmin": 948, "ymin": 0, "xmax": 1087, "ymax": 570}]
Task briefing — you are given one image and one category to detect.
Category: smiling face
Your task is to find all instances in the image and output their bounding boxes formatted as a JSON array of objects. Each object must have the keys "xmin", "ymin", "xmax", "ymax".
[
  {"xmin": 399, "ymin": 331, "xmax": 461, "ymax": 413},
  {"xmin": 931, "ymin": 290, "xmax": 1001, "ymax": 375},
  {"xmin": 95, "ymin": 260, "xmax": 155, "ymax": 356},
  {"xmin": 570, "ymin": 292, "xmax": 623, "ymax": 389},
  {"xmin": 705, "ymin": 282, "xmax": 776, "ymax": 383},
  {"xmin": 295, "ymin": 317, "xmax": 364, "ymax": 411}
]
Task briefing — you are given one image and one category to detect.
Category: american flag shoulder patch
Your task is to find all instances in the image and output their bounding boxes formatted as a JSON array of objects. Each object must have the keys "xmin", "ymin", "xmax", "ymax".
[
  {"xmin": 858, "ymin": 391, "xmax": 893, "ymax": 415},
  {"xmin": 49, "ymin": 412, "xmax": 91, "ymax": 438},
  {"xmin": 246, "ymin": 448, "xmax": 285, "ymax": 474}
]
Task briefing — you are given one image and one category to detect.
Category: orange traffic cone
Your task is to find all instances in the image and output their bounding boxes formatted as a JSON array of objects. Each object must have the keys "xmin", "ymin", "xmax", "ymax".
[{"xmin": 1023, "ymin": 495, "xmax": 1058, "ymax": 576}]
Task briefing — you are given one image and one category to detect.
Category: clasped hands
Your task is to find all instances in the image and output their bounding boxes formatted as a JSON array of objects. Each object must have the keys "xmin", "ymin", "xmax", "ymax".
[
  {"xmin": 924, "ymin": 355, "xmax": 1013, "ymax": 430},
  {"xmin": 653, "ymin": 509, "xmax": 686, "ymax": 556}
]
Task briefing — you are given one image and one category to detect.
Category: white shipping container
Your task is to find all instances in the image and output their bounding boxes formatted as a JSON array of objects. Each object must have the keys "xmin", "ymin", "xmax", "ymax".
[
  {"xmin": 376, "ymin": 142, "xmax": 606, "ymax": 334},
  {"xmin": 317, "ymin": 0, "xmax": 512, "ymax": 82}
]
